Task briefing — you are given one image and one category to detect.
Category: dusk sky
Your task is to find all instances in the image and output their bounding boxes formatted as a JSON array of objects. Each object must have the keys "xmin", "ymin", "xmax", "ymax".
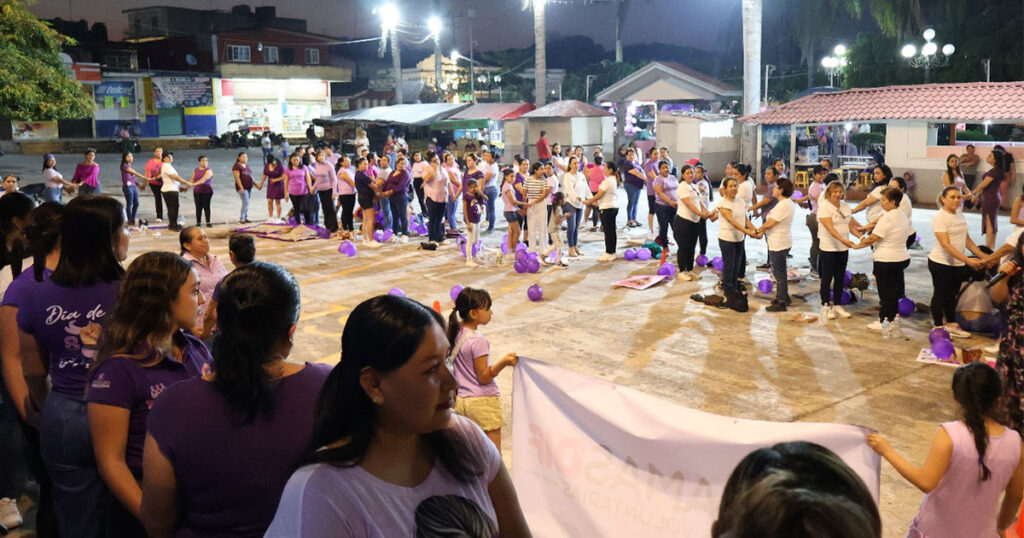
[{"xmin": 28, "ymin": 0, "xmax": 733, "ymax": 53}]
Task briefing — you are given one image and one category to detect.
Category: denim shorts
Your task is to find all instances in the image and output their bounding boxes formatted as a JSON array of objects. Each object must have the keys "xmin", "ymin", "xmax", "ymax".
[{"xmin": 504, "ymin": 210, "xmax": 522, "ymax": 224}]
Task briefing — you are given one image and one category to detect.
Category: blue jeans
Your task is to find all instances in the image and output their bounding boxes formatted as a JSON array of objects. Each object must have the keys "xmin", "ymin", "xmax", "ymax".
[
  {"xmin": 238, "ymin": 188, "xmax": 251, "ymax": 221},
  {"xmin": 389, "ymin": 194, "xmax": 409, "ymax": 235},
  {"xmin": 654, "ymin": 204, "xmax": 674, "ymax": 246},
  {"xmin": 426, "ymin": 199, "xmax": 446, "ymax": 242},
  {"xmin": 957, "ymin": 312, "xmax": 1003, "ymax": 338},
  {"xmin": 484, "ymin": 185, "xmax": 499, "ymax": 232},
  {"xmin": 40, "ymin": 391, "xmax": 107, "ymax": 537},
  {"xmin": 378, "ymin": 196, "xmax": 392, "ymax": 230},
  {"xmin": 769, "ymin": 248, "xmax": 791, "ymax": 303},
  {"xmin": 624, "ymin": 182, "xmax": 642, "ymax": 222},
  {"xmin": 43, "ymin": 186, "xmax": 62, "ymax": 203},
  {"xmin": 565, "ymin": 204, "xmax": 582, "ymax": 247},
  {"xmin": 79, "ymin": 184, "xmax": 99, "ymax": 195},
  {"xmin": 446, "ymin": 196, "xmax": 459, "ymax": 230},
  {"xmin": 719, "ymin": 239, "xmax": 745, "ymax": 292},
  {"xmin": 122, "ymin": 184, "xmax": 139, "ymax": 224}
]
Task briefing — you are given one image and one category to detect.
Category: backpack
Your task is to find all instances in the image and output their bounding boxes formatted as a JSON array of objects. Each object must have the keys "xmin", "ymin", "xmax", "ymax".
[{"xmin": 725, "ymin": 290, "xmax": 749, "ymax": 312}]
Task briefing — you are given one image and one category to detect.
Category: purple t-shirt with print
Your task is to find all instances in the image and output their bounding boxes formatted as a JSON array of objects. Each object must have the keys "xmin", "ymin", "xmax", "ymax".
[
  {"xmin": 1, "ymin": 267, "xmax": 51, "ymax": 307},
  {"xmin": 463, "ymin": 193, "xmax": 483, "ymax": 224},
  {"xmin": 17, "ymin": 279, "xmax": 120, "ymax": 396},
  {"xmin": 146, "ymin": 362, "xmax": 331, "ymax": 537},
  {"xmin": 86, "ymin": 331, "xmax": 212, "ymax": 474},
  {"xmin": 453, "ymin": 327, "xmax": 497, "ymax": 398}
]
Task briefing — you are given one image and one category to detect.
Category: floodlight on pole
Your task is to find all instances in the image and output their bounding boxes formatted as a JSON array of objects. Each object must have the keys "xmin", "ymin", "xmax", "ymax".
[
  {"xmin": 427, "ymin": 16, "xmax": 442, "ymax": 39},
  {"xmin": 428, "ymin": 16, "xmax": 442, "ymax": 95},
  {"xmin": 821, "ymin": 45, "xmax": 848, "ymax": 87},
  {"xmin": 834, "ymin": 44, "xmax": 846, "ymax": 56},
  {"xmin": 380, "ymin": 3, "xmax": 399, "ymax": 31},
  {"xmin": 901, "ymin": 45, "xmax": 917, "ymax": 58}
]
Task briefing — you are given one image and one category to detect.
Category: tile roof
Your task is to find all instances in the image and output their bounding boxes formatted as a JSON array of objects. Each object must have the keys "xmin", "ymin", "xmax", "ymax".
[
  {"xmin": 740, "ymin": 82, "xmax": 1024, "ymax": 125},
  {"xmin": 445, "ymin": 103, "xmax": 535, "ymax": 121},
  {"xmin": 520, "ymin": 100, "xmax": 613, "ymax": 119}
]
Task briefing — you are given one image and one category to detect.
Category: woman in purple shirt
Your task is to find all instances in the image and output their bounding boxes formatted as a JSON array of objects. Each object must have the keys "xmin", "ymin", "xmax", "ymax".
[
  {"xmin": 191, "ymin": 155, "xmax": 214, "ymax": 228},
  {"xmin": 284, "ymin": 154, "xmax": 315, "ymax": 225},
  {"xmin": 384, "ymin": 156, "xmax": 412, "ymax": 240},
  {"xmin": 232, "ymin": 152, "xmax": 254, "ymax": 224},
  {"xmin": 17, "ymin": 196, "xmax": 128, "ymax": 537},
  {"xmin": 120, "ymin": 152, "xmax": 147, "ymax": 227},
  {"xmin": 86, "ymin": 252, "xmax": 212, "ymax": 536},
  {"xmin": 71, "ymin": 148, "xmax": 101, "ymax": 195},
  {"xmin": 621, "ymin": 148, "xmax": 647, "ymax": 228},
  {"xmin": 642, "ymin": 147, "xmax": 660, "ymax": 237},
  {"xmin": 266, "ymin": 295, "xmax": 531, "ymax": 537},
  {"xmin": 140, "ymin": 262, "xmax": 330, "ymax": 538},
  {"xmin": 259, "ymin": 155, "xmax": 286, "ymax": 223}
]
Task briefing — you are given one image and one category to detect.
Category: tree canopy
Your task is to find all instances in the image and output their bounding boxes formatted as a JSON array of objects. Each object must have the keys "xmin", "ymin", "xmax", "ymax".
[{"xmin": 0, "ymin": 0, "xmax": 93, "ymax": 120}]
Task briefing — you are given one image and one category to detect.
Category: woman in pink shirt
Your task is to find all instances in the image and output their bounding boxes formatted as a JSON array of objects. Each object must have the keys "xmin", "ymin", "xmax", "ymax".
[
  {"xmin": 284, "ymin": 154, "xmax": 315, "ymax": 225},
  {"xmin": 334, "ymin": 155, "xmax": 356, "ymax": 234},
  {"xmin": 411, "ymin": 151, "xmax": 429, "ymax": 217},
  {"xmin": 71, "ymin": 149, "xmax": 101, "ymax": 195},
  {"xmin": 583, "ymin": 155, "xmax": 606, "ymax": 231},
  {"xmin": 443, "ymin": 152, "xmax": 463, "ymax": 234},
  {"xmin": 420, "ymin": 152, "xmax": 448, "ymax": 247}
]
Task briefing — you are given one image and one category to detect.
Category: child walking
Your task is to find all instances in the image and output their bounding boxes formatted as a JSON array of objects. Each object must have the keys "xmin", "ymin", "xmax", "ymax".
[
  {"xmin": 448, "ymin": 288, "xmax": 518, "ymax": 449},
  {"xmin": 867, "ymin": 362, "xmax": 1024, "ymax": 538},
  {"xmin": 462, "ymin": 178, "xmax": 486, "ymax": 267},
  {"xmin": 545, "ymin": 192, "xmax": 568, "ymax": 267}
]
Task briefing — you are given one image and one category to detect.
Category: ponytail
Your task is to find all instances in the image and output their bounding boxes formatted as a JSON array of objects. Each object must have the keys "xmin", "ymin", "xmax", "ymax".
[
  {"xmin": 952, "ymin": 362, "xmax": 1002, "ymax": 481},
  {"xmin": 446, "ymin": 308, "xmax": 462, "ymax": 347},
  {"xmin": 446, "ymin": 287, "xmax": 492, "ymax": 346}
]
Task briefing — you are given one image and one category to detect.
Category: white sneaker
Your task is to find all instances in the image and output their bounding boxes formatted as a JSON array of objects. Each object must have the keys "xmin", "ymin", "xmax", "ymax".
[
  {"xmin": 834, "ymin": 305, "xmax": 852, "ymax": 319},
  {"xmin": 364, "ymin": 241, "xmax": 382, "ymax": 249},
  {"xmin": 555, "ymin": 261, "xmax": 569, "ymax": 268},
  {"xmin": 465, "ymin": 258, "xmax": 478, "ymax": 267},
  {"xmin": 0, "ymin": 497, "xmax": 22, "ymax": 530},
  {"xmin": 154, "ymin": 218, "xmax": 164, "ymax": 223},
  {"xmin": 399, "ymin": 235, "xmax": 408, "ymax": 243},
  {"xmin": 944, "ymin": 324, "xmax": 971, "ymax": 339},
  {"xmin": 866, "ymin": 320, "xmax": 884, "ymax": 332},
  {"xmin": 597, "ymin": 253, "xmax": 616, "ymax": 262}
]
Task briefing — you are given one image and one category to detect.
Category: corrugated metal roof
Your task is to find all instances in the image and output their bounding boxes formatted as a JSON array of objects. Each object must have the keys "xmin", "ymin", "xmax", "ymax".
[
  {"xmin": 444, "ymin": 102, "xmax": 536, "ymax": 121},
  {"xmin": 740, "ymin": 82, "xmax": 1024, "ymax": 125},
  {"xmin": 319, "ymin": 103, "xmax": 470, "ymax": 126},
  {"xmin": 520, "ymin": 100, "xmax": 613, "ymax": 119}
]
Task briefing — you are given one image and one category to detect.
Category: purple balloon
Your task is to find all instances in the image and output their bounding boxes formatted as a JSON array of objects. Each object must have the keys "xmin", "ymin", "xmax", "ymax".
[
  {"xmin": 388, "ymin": 287, "xmax": 406, "ymax": 297},
  {"xmin": 792, "ymin": 190, "xmax": 804, "ymax": 201},
  {"xmin": 829, "ymin": 289, "xmax": 853, "ymax": 305},
  {"xmin": 450, "ymin": 285, "xmax": 464, "ymax": 302},
  {"xmin": 657, "ymin": 263, "xmax": 676, "ymax": 279},
  {"xmin": 711, "ymin": 256, "xmax": 724, "ymax": 271},
  {"xmin": 460, "ymin": 242, "xmax": 467, "ymax": 256},
  {"xmin": 757, "ymin": 279, "xmax": 773, "ymax": 294},
  {"xmin": 288, "ymin": 216, "xmax": 298, "ymax": 225},
  {"xmin": 382, "ymin": 229, "xmax": 394, "ymax": 242},
  {"xmin": 527, "ymin": 259, "xmax": 540, "ymax": 273},
  {"xmin": 515, "ymin": 249, "xmax": 528, "ymax": 263},
  {"xmin": 932, "ymin": 338, "xmax": 955, "ymax": 360},
  {"xmin": 636, "ymin": 248, "xmax": 652, "ymax": 261},
  {"xmin": 915, "ymin": 233, "xmax": 922, "ymax": 243},
  {"xmin": 898, "ymin": 297, "xmax": 915, "ymax": 317},
  {"xmin": 472, "ymin": 241, "xmax": 482, "ymax": 257},
  {"xmin": 695, "ymin": 254, "xmax": 708, "ymax": 267},
  {"xmin": 624, "ymin": 249, "xmax": 637, "ymax": 261},
  {"xmin": 527, "ymin": 252, "xmax": 539, "ymax": 261},
  {"xmin": 844, "ymin": 270, "xmax": 853, "ymax": 287},
  {"xmin": 516, "ymin": 242, "xmax": 528, "ymax": 252},
  {"xmin": 373, "ymin": 230, "xmax": 384, "ymax": 242},
  {"xmin": 338, "ymin": 241, "xmax": 357, "ymax": 257},
  {"xmin": 929, "ymin": 327, "xmax": 951, "ymax": 343},
  {"xmin": 456, "ymin": 235, "xmax": 467, "ymax": 246},
  {"xmin": 501, "ymin": 242, "xmax": 509, "ymax": 255},
  {"xmin": 514, "ymin": 261, "xmax": 527, "ymax": 273},
  {"xmin": 527, "ymin": 284, "xmax": 543, "ymax": 302}
]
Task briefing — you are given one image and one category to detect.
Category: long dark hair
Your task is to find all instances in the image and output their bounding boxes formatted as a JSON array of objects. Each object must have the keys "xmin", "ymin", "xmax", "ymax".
[
  {"xmin": 212, "ymin": 261, "xmax": 300, "ymax": 422},
  {"xmin": 94, "ymin": 252, "xmax": 193, "ymax": 369},
  {"xmin": 24, "ymin": 202, "xmax": 65, "ymax": 282},
  {"xmin": 0, "ymin": 191, "xmax": 34, "ymax": 251},
  {"xmin": 308, "ymin": 295, "xmax": 480, "ymax": 482},
  {"xmin": 952, "ymin": 362, "xmax": 1002, "ymax": 481},
  {"xmin": 178, "ymin": 226, "xmax": 201, "ymax": 256},
  {"xmin": 448, "ymin": 288, "xmax": 492, "ymax": 346},
  {"xmin": 874, "ymin": 164, "xmax": 893, "ymax": 185},
  {"xmin": 120, "ymin": 152, "xmax": 132, "ymax": 166},
  {"xmin": 51, "ymin": 195, "xmax": 125, "ymax": 287},
  {"xmin": 945, "ymin": 154, "xmax": 960, "ymax": 182}
]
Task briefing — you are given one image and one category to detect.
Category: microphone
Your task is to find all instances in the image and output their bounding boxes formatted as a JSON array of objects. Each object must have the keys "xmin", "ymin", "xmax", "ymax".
[{"xmin": 988, "ymin": 260, "xmax": 1022, "ymax": 288}]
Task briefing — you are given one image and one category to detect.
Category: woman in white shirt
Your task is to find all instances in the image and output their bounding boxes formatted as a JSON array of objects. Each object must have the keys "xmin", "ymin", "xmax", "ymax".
[
  {"xmin": 851, "ymin": 164, "xmax": 893, "ymax": 224},
  {"xmin": 42, "ymin": 154, "xmax": 73, "ymax": 203},
  {"xmin": 714, "ymin": 177, "xmax": 758, "ymax": 294},
  {"xmin": 817, "ymin": 180, "xmax": 864, "ymax": 320},
  {"xmin": 160, "ymin": 152, "xmax": 194, "ymax": 232},
  {"xmin": 695, "ymin": 166, "xmax": 712, "ymax": 259},
  {"xmin": 853, "ymin": 187, "xmax": 911, "ymax": 330},
  {"xmin": 928, "ymin": 186, "xmax": 987, "ymax": 338},
  {"xmin": 585, "ymin": 161, "xmax": 621, "ymax": 262},
  {"xmin": 754, "ymin": 178, "xmax": 796, "ymax": 312},
  {"xmin": 561, "ymin": 156, "xmax": 591, "ymax": 257},
  {"xmin": 672, "ymin": 165, "xmax": 712, "ymax": 281}
]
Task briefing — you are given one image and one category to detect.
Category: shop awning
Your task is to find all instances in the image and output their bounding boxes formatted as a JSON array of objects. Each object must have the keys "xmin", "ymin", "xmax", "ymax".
[
  {"xmin": 430, "ymin": 102, "xmax": 535, "ymax": 130},
  {"xmin": 318, "ymin": 103, "xmax": 470, "ymax": 126}
]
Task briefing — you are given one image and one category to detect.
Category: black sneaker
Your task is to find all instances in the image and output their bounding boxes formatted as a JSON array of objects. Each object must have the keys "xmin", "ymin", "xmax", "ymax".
[
  {"xmin": 419, "ymin": 242, "xmax": 437, "ymax": 251},
  {"xmin": 766, "ymin": 301, "xmax": 787, "ymax": 312},
  {"xmin": 756, "ymin": 262, "xmax": 771, "ymax": 270}
]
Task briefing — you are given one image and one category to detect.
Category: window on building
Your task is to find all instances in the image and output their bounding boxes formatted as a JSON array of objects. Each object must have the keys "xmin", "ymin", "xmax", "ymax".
[
  {"xmin": 150, "ymin": 16, "xmax": 158, "ymax": 31},
  {"xmin": 104, "ymin": 54, "xmax": 133, "ymax": 70},
  {"xmin": 133, "ymin": 17, "xmax": 141, "ymax": 35},
  {"xmin": 263, "ymin": 46, "xmax": 278, "ymax": 64},
  {"xmin": 227, "ymin": 45, "xmax": 251, "ymax": 63},
  {"xmin": 305, "ymin": 48, "xmax": 320, "ymax": 65},
  {"xmin": 280, "ymin": 48, "xmax": 295, "ymax": 65}
]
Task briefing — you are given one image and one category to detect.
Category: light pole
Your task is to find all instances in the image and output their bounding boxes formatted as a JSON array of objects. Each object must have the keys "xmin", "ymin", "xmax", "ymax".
[
  {"xmin": 452, "ymin": 50, "xmax": 481, "ymax": 103},
  {"xmin": 762, "ymin": 64, "xmax": 774, "ymax": 106},
  {"xmin": 380, "ymin": 3, "xmax": 402, "ymax": 104},
  {"xmin": 428, "ymin": 16, "xmax": 443, "ymax": 96},
  {"xmin": 585, "ymin": 74, "xmax": 597, "ymax": 103},
  {"xmin": 901, "ymin": 28, "xmax": 955, "ymax": 83},
  {"xmin": 820, "ymin": 44, "xmax": 848, "ymax": 87}
]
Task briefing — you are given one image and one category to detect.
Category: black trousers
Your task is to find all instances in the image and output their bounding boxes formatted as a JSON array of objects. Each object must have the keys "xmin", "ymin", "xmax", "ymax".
[
  {"xmin": 672, "ymin": 215, "xmax": 699, "ymax": 271},
  {"xmin": 193, "ymin": 192, "xmax": 212, "ymax": 225},
  {"xmin": 162, "ymin": 191, "xmax": 180, "ymax": 229},
  {"xmin": 317, "ymin": 189, "xmax": 338, "ymax": 232},
  {"xmin": 873, "ymin": 259, "xmax": 910, "ymax": 322},
  {"xmin": 149, "ymin": 183, "xmax": 163, "ymax": 219},
  {"xmin": 290, "ymin": 194, "xmax": 314, "ymax": 224},
  {"xmin": 599, "ymin": 208, "xmax": 618, "ymax": 254},
  {"xmin": 819, "ymin": 250, "xmax": 849, "ymax": 306},
  {"xmin": 928, "ymin": 259, "xmax": 970, "ymax": 326},
  {"xmin": 696, "ymin": 217, "xmax": 708, "ymax": 255},
  {"xmin": 413, "ymin": 177, "xmax": 427, "ymax": 214},
  {"xmin": 338, "ymin": 194, "xmax": 355, "ymax": 231}
]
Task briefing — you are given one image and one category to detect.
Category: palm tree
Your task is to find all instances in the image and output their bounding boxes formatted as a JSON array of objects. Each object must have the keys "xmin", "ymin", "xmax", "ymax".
[
  {"xmin": 530, "ymin": 0, "xmax": 547, "ymax": 106},
  {"xmin": 866, "ymin": 0, "xmax": 924, "ymax": 39},
  {"xmin": 741, "ymin": 0, "xmax": 761, "ymax": 116},
  {"xmin": 779, "ymin": 0, "xmax": 861, "ymax": 88}
]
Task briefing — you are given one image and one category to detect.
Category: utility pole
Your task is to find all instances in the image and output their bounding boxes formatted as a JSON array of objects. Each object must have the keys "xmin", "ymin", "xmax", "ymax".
[
  {"xmin": 533, "ymin": 0, "xmax": 546, "ymax": 107},
  {"xmin": 391, "ymin": 25, "xmax": 402, "ymax": 104},
  {"xmin": 468, "ymin": 10, "xmax": 476, "ymax": 103},
  {"xmin": 763, "ymin": 64, "xmax": 774, "ymax": 107}
]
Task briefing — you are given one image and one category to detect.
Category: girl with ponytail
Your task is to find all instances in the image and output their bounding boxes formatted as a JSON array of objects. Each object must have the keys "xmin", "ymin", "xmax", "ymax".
[
  {"xmin": 447, "ymin": 287, "xmax": 518, "ymax": 449},
  {"xmin": 867, "ymin": 362, "xmax": 1024, "ymax": 537},
  {"xmin": 139, "ymin": 262, "xmax": 331, "ymax": 537}
]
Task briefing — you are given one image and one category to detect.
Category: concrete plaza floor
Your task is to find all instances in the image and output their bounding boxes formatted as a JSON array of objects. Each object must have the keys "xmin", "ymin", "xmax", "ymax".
[{"xmin": 2, "ymin": 148, "xmax": 1016, "ymax": 537}]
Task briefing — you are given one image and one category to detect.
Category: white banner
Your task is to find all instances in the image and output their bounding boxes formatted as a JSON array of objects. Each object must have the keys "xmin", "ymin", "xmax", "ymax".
[{"xmin": 511, "ymin": 358, "xmax": 880, "ymax": 537}]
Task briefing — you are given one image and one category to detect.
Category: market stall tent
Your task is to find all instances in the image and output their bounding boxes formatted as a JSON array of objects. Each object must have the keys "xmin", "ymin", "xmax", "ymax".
[{"xmin": 429, "ymin": 102, "xmax": 535, "ymax": 152}]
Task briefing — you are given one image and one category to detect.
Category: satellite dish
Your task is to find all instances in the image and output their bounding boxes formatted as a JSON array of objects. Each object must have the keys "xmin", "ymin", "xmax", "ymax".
[{"xmin": 186, "ymin": 54, "xmax": 198, "ymax": 66}]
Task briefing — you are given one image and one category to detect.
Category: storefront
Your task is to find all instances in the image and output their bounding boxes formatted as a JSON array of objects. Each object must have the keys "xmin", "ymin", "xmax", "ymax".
[
  {"xmin": 143, "ymin": 75, "xmax": 216, "ymax": 137},
  {"xmin": 215, "ymin": 78, "xmax": 331, "ymax": 136}
]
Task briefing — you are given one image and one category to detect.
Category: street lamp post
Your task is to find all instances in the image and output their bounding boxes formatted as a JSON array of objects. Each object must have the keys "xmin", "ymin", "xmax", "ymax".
[
  {"xmin": 428, "ymin": 16, "xmax": 443, "ymax": 95},
  {"xmin": 820, "ymin": 45, "xmax": 848, "ymax": 87},
  {"xmin": 901, "ymin": 28, "xmax": 955, "ymax": 83},
  {"xmin": 585, "ymin": 74, "xmax": 597, "ymax": 103},
  {"xmin": 380, "ymin": 3, "xmax": 402, "ymax": 104}
]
